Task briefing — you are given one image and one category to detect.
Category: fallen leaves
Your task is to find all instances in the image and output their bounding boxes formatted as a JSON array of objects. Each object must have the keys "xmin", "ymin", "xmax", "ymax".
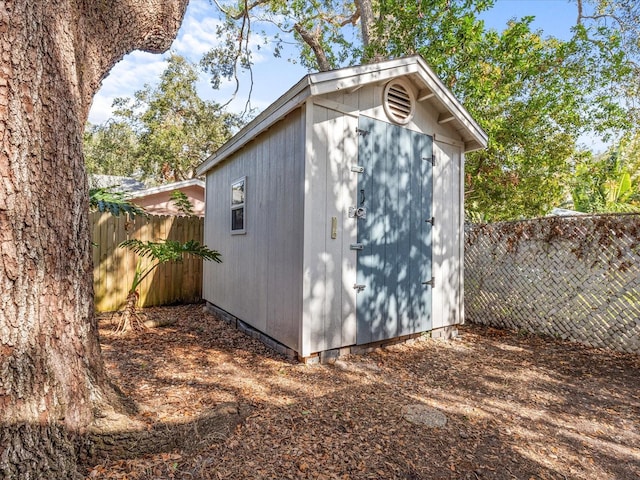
[{"xmin": 86, "ymin": 304, "xmax": 640, "ymax": 480}]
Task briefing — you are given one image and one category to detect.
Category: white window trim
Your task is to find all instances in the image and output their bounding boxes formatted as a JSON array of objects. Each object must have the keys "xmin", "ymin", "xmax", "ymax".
[{"xmin": 231, "ymin": 176, "xmax": 246, "ymax": 235}]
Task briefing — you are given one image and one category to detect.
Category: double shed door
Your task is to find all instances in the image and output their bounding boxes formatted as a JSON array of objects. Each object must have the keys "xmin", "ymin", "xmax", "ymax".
[{"xmin": 355, "ymin": 116, "xmax": 433, "ymax": 344}]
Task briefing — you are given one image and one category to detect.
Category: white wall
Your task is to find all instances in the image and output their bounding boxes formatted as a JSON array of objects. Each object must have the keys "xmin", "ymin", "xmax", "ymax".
[
  {"xmin": 302, "ymin": 81, "xmax": 466, "ymax": 355},
  {"xmin": 202, "ymin": 110, "xmax": 306, "ymax": 351},
  {"xmin": 204, "ymin": 76, "xmax": 467, "ymax": 357},
  {"xmin": 431, "ymin": 139, "xmax": 463, "ymax": 329},
  {"xmin": 301, "ymin": 101, "xmax": 359, "ymax": 357}
]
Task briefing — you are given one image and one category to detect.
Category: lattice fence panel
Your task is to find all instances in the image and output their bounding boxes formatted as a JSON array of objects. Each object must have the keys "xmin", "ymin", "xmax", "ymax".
[{"xmin": 465, "ymin": 214, "xmax": 640, "ymax": 354}]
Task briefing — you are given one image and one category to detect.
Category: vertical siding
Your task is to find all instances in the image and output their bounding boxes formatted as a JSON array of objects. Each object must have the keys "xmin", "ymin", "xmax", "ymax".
[
  {"xmin": 202, "ymin": 110, "xmax": 305, "ymax": 351},
  {"xmin": 302, "ymin": 100, "xmax": 359, "ymax": 356},
  {"xmin": 431, "ymin": 139, "xmax": 463, "ymax": 329},
  {"xmin": 351, "ymin": 83, "xmax": 465, "ymax": 331},
  {"xmin": 302, "ymin": 104, "xmax": 329, "ymax": 355},
  {"xmin": 205, "ymin": 79, "xmax": 468, "ymax": 356}
]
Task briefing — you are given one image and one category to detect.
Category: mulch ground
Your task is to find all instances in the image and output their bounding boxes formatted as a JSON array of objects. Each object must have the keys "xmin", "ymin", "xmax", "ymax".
[{"xmin": 85, "ymin": 304, "xmax": 640, "ymax": 480}]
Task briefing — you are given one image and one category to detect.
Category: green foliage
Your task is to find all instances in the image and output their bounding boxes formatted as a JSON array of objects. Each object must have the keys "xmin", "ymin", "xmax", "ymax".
[
  {"xmin": 202, "ymin": 0, "xmax": 360, "ymax": 77},
  {"xmin": 84, "ymin": 121, "xmax": 139, "ymax": 177},
  {"xmin": 119, "ymin": 238, "xmax": 222, "ymax": 294},
  {"xmin": 120, "ymin": 238, "xmax": 221, "ymax": 264},
  {"xmin": 572, "ymin": 133, "xmax": 640, "ymax": 213},
  {"xmin": 370, "ymin": 1, "xmax": 637, "ymax": 220},
  {"xmin": 89, "ymin": 187, "xmax": 144, "ymax": 217},
  {"xmin": 170, "ymin": 189, "xmax": 195, "ymax": 216},
  {"xmin": 86, "ymin": 54, "xmax": 241, "ymax": 185},
  {"xmin": 209, "ymin": 0, "xmax": 640, "ymax": 221}
]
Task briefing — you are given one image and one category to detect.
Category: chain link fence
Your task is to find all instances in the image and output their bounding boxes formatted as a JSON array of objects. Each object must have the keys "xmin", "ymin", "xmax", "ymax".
[{"xmin": 465, "ymin": 214, "xmax": 640, "ymax": 354}]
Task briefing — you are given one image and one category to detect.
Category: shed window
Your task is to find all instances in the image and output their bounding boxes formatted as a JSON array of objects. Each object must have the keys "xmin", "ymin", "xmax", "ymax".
[{"xmin": 231, "ymin": 176, "xmax": 246, "ymax": 234}]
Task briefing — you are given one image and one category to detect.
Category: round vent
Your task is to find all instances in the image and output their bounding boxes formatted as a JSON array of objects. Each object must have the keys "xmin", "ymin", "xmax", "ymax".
[{"xmin": 383, "ymin": 79, "xmax": 415, "ymax": 125}]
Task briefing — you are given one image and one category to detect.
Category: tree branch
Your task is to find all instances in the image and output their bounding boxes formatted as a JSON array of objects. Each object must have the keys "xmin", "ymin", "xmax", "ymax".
[
  {"xmin": 211, "ymin": 0, "xmax": 271, "ymax": 21},
  {"xmin": 216, "ymin": 0, "xmax": 255, "ymax": 115},
  {"xmin": 574, "ymin": 0, "xmax": 640, "ymax": 70},
  {"xmin": 294, "ymin": 23, "xmax": 332, "ymax": 71},
  {"xmin": 576, "ymin": 0, "xmax": 625, "ymax": 29}
]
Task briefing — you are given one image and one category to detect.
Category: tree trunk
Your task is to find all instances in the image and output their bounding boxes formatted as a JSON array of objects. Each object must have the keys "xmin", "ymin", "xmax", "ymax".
[
  {"xmin": 0, "ymin": 1, "xmax": 188, "ymax": 478},
  {"xmin": 355, "ymin": 0, "xmax": 385, "ymax": 62},
  {"xmin": 114, "ymin": 290, "xmax": 146, "ymax": 334}
]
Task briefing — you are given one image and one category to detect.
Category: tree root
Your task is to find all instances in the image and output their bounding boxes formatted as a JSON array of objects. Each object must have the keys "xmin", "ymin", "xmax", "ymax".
[
  {"xmin": 82, "ymin": 402, "xmax": 247, "ymax": 466},
  {"xmin": 111, "ymin": 291, "xmax": 178, "ymax": 333}
]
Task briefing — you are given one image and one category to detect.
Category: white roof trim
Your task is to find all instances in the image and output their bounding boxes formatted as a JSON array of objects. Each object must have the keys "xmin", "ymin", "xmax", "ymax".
[
  {"xmin": 196, "ymin": 55, "xmax": 487, "ymax": 175},
  {"xmin": 126, "ymin": 178, "xmax": 205, "ymax": 199}
]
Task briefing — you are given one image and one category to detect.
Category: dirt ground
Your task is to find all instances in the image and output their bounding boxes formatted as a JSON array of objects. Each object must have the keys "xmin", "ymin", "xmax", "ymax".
[{"xmin": 85, "ymin": 304, "xmax": 640, "ymax": 480}]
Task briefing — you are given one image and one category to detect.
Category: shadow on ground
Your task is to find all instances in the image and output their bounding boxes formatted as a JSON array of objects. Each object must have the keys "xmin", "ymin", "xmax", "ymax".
[{"xmin": 88, "ymin": 304, "xmax": 640, "ymax": 480}]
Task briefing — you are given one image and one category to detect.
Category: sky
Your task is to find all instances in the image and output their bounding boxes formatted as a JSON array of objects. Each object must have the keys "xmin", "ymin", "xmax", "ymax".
[{"xmin": 88, "ymin": 0, "xmax": 581, "ymax": 125}]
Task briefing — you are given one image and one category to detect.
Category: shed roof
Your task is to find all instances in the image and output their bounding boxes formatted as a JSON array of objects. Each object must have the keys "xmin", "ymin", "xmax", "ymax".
[{"xmin": 197, "ymin": 55, "xmax": 488, "ymax": 176}]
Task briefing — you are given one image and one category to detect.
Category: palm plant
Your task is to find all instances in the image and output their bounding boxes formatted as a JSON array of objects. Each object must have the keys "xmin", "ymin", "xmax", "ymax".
[
  {"xmin": 572, "ymin": 145, "xmax": 640, "ymax": 214},
  {"xmin": 114, "ymin": 239, "xmax": 221, "ymax": 333},
  {"xmin": 89, "ymin": 186, "xmax": 144, "ymax": 216}
]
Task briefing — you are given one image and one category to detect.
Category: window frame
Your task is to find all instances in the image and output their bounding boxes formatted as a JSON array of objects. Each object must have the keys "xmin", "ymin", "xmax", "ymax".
[{"xmin": 230, "ymin": 176, "xmax": 246, "ymax": 235}]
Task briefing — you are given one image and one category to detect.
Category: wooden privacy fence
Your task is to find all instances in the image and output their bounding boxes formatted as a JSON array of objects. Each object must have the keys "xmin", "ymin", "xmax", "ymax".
[
  {"xmin": 91, "ymin": 212, "xmax": 205, "ymax": 312},
  {"xmin": 465, "ymin": 214, "xmax": 640, "ymax": 354}
]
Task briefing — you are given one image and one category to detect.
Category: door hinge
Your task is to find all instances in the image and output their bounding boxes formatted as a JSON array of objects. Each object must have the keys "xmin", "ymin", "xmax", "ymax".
[
  {"xmin": 356, "ymin": 127, "xmax": 370, "ymax": 137},
  {"xmin": 422, "ymin": 277, "xmax": 435, "ymax": 288}
]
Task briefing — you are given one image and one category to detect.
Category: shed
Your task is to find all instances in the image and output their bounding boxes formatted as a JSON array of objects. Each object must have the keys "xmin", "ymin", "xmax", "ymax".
[{"xmin": 196, "ymin": 55, "xmax": 488, "ymax": 360}]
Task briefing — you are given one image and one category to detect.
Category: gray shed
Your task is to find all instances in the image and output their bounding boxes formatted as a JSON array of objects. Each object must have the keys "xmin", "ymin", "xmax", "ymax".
[{"xmin": 196, "ymin": 55, "xmax": 487, "ymax": 360}]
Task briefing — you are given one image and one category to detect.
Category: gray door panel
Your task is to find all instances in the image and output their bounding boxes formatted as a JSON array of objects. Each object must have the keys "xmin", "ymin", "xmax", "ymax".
[{"xmin": 356, "ymin": 116, "xmax": 433, "ymax": 344}]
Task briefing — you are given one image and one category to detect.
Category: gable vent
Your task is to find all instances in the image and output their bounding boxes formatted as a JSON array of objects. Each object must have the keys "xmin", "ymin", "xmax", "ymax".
[{"xmin": 383, "ymin": 79, "xmax": 415, "ymax": 125}]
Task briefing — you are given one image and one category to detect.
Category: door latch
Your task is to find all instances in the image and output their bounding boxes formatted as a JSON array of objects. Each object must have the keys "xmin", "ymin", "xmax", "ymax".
[
  {"xmin": 353, "ymin": 284, "xmax": 366, "ymax": 292},
  {"xmin": 422, "ymin": 277, "xmax": 435, "ymax": 288},
  {"xmin": 349, "ymin": 206, "xmax": 367, "ymax": 218}
]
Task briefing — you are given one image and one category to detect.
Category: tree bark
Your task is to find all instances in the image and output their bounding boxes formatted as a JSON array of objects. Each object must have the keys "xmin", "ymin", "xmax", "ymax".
[
  {"xmin": 0, "ymin": 1, "xmax": 188, "ymax": 478},
  {"xmin": 355, "ymin": 0, "xmax": 384, "ymax": 63},
  {"xmin": 294, "ymin": 23, "xmax": 332, "ymax": 72}
]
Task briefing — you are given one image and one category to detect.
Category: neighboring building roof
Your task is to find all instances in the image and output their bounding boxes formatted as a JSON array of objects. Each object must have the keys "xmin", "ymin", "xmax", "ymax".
[
  {"xmin": 125, "ymin": 178, "xmax": 205, "ymax": 200},
  {"xmin": 548, "ymin": 208, "xmax": 586, "ymax": 217},
  {"xmin": 88, "ymin": 174, "xmax": 146, "ymax": 193},
  {"xmin": 197, "ymin": 55, "xmax": 488, "ymax": 176}
]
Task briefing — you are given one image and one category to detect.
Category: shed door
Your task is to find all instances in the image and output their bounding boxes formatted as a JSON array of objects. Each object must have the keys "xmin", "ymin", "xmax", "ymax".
[{"xmin": 355, "ymin": 116, "xmax": 433, "ymax": 344}]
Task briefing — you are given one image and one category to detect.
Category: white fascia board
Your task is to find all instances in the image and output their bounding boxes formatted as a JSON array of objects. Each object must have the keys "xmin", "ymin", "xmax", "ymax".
[
  {"xmin": 196, "ymin": 55, "xmax": 488, "ymax": 175},
  {"xmin": 309, "ymin": 56, "xmax": 419, "ymax": 85},
  {"xmin": 413, "ymin": 57, "xmax": 488, "ymax": 151},
  {"xmin": 308, "ymin": 63, "xmax": 419, "ymax": 97},
  {"xmin": 196, "ymin": 76, "xmax": 313, "ymax": 175},
  {"xmin": 126, "ymin": 178, "xmax": 205, "ymax": 199}
]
